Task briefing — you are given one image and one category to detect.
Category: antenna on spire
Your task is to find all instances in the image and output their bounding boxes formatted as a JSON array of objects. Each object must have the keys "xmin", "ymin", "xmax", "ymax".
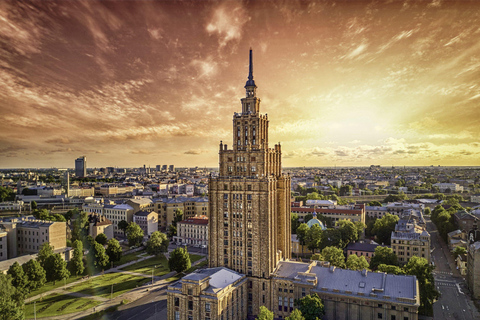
[{"xmin": 245, "ymin": 49, "xmax": 256, "ymax": 89}]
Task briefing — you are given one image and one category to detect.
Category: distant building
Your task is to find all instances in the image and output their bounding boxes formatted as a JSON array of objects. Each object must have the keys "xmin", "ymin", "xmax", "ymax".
[
  {"xmin": 454, "ymin": 210, "xmax": 480, "ymax": 233},
  {"xmin": 471, "ymin": 194, "xmax": 480, "ymax": 203},
  {"xmin": 126, "ymin": 198, "xmax": 154, "ymax": 214},
  {"xmin": 154, "ymin": 197, "xmax": 208, "ymax": 230},
  {"xmin": 75, "ymin": 156, "xmax": 87, "ymax": 177},
  {"xmin": 391, "ymin": 218, "xmax": 431, "ymax": 264},
  {"xmin": 0, "ymin": 228, "xmax": 7, "ymax": 261},
  {"xmin": 467, "ymin": 242, "xmax": 480, "ymax": 298},
  {"xmin": 169, "ymin": 165, "xmax": 175, "ymax": 172},
  {"xmin": 174, "ymin": 215, "xmax": 208, "ymax": 246},
  {"xmin": 291, "ymin": 204, "xmax": 365, "ymax": 225},
  {"xmin": 88, "ymin": 213, "xmax": 113, "ymax": 240},
  {"xmin": 433, "ymin": 183, "xmax": 463, "ymax": 193},
  {"xmin": 345, "ymin": 241, "xmax": 381, "ymax": 263},
  {"xmin": 133, "ymin": 210, "xmax": 158, "ymax": 236}
]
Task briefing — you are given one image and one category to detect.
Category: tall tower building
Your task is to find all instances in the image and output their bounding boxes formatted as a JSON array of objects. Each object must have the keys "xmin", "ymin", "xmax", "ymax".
[
  {"xmin": 75, "ymin": 156, "xmax": 87, "ymax": 177},
  {"xmin": 208, "ymin": 49, "xmax": 291, "ymax": 314}
]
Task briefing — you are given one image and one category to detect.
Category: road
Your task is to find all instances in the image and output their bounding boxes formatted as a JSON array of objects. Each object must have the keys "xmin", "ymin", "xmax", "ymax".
[{"xmin": 426, "ymin": 217, "xmax": 480, "ymax": 320}]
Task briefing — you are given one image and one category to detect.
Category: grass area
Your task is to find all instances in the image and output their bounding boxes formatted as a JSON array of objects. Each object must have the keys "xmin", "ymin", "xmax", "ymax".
[
  {"xmin": 25, "ymin": 293, "xmax": 101, "ymax": 319},
  {"xmin": 120, "ymin": 254, "xmax": 170, "ymax": 277},
  {"xmin": 120, "ymin": 253, "xmax": 205, "ymax": 277},
  {"xmin": 67, "ymin": 273, "xmax": 150, "ymax": 299},
  {"xmin": 27, "ymin": 276, "xmax": 83, "ymax": 299},
  {"xmin": 116, "ymin": 249, "xmax": 146, "ymax": 266}
]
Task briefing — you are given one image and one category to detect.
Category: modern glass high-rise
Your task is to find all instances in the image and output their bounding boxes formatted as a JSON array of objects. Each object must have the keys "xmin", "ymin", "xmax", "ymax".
[{"xmin": 75, "ymin": 156, "xmax": 87, "ymax": 177}]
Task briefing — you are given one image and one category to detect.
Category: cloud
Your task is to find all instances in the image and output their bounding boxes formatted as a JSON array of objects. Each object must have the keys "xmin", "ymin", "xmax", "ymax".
[
  {"xmin": 205, "ymin": 3, "xmax": 248, "ymax": 47},
  {"xmin": 130, "ymin": 149, "xmax": 152, "ymax": 155},
  {"xmin": 184, "ymin": 149, "xmax": 208, "ymax": 155}
]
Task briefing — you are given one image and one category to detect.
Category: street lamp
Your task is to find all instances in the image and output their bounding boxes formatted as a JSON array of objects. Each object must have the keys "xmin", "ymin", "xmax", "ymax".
[{"xmin": 151, "ymin": 265, "xmax": 157, "ymax": 285}]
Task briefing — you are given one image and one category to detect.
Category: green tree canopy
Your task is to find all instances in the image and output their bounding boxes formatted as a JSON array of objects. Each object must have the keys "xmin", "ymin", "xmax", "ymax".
[
  {"xmin": 346, "ymin": 254, "xmax": 369, "ymax": 271},
  {"xmin": 146, "ymin": 231, "xmax": 169, "ymax": 256},
  {"xmin": 255, "ymin": 306, "xmax": 274, "ymax": 320},
  {"xmin": 91, "ymin": 241, "xmax": 109, "ymax": 271},
  {"xmin": 296, "ymin": 223, "xmax": 310, "ymax": 255},
  {"xmin": 367, "ymin": 201, "xmax": 383, "ymax": 207},
  {"xmin": 69, "ymin": 240, "xmax": 84, "ymax": 276},
  {"xmin": 321, "ymin": 246, "xmax": 346, "ymax": 268},
  {"xmin": 22, "ymin": 259, "xmax": 46, "ymax": 291},
  {"xmin": 0, "ymin": 273, "xmax": 24, "ymax": 320},
  {"xmin": 126, "ymin": 222, "xmax": 144, "ymax": 247},
  {"xmin": 377, "ymin": 264, "xmax": 405, "ymax": 275},
  {"xmin": 336, "ymin": 220, "xmax": 359, "ymax": 245},
  {"xmin": 370, "ymin": 246, "xmax": 398, "ymax": 270},
  {"xmin": 7, "ymin": 262, "xmax": 28, "ymax": 297},
  {"xmin": 45, "ymin": 253, "xmax": 70, "ymax": 284},
  {"xmin": 37, "ymin": 242, "xmax": 54, "ymax": 269},
  {"xmin": 291, "ymin": 213, "xmax": 301, "ymax": 234},
  {"xmin": 118, "ymin": 220, "xmax": 129, "ymax": 233},
  {"xmin": 72, "ymin": 212, "xmax": 89, "ymax": 242},
  {"xmin": 168, "ymin": 247, "xmax": 191, "ymax": 273},
  {"xmin": 295, "ymin": 293, "xmax": 325, "ymax": 320},
  {"xmin": 285, "ymin": 309, "xmax": 305, "ymax": 320},
  {"xmin": 0, "ymin": 186, "xmax": 16, "ymax": 202},
  {"xmin": 372, "ymin": 213, "xmax": 399, "ymax": 245},
  {"xmin": 403, "ymin": 256, "xmax": 439, "ymax": 315},
  {"xmin": 320, "ymin": 228, "xmax": 343, "ymax": 250},
  {"xmin": 453, "ymin": 246, "xmax": 467, "ymax": 259},
  {"xmin": 106, "ymin": 238, "xmax": 123, "ymax": 266},
  {"xmin": 306, "ymin": 224, "xmax": 323, "ymax": 253},
  {"xmin": 95, "ymin": 233, "xmax": 108, "ymax": 245}
]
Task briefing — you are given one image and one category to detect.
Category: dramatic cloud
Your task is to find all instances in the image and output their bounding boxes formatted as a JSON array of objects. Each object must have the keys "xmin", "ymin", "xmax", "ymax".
[{"xmin": 0, "ymin": 1, "xmax": 479, "ymax": 168}]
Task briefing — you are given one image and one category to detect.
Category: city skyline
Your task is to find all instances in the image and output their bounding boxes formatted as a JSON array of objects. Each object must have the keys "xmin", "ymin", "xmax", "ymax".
[{"xmin": 1, "ymin": 1, "xmax": 480, "ymax": 169}]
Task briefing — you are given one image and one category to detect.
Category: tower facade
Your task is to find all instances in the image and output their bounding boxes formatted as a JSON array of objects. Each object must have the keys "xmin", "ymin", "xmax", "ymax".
[
  {"xmin": 208, "ymin": 49, "xmax": 291, "ymax": 315},
  {"xmin": 75, "ymin": 156, "xmax": 87, "ymax": 177}
]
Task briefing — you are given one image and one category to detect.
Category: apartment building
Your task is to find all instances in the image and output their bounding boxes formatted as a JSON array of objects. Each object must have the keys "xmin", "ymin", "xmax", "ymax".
[
  {"xmin": 291, "ymin": 204, "xmax": 365, "ymax": 225},
  {"xmin": 0, "ymin": 228, "xmax": 7, "ymax": 261},
  {"xmin": 154, "ymin": 197, "xmax": 208, "ymax": 230},
  {"xmin": 391, "ymin": 219, "xmax": 431, "ymax": 265},
  {"xmin": 174, "ymin": 215, "xmax": 208, "ymax": 247},
  {"xmin": 133, "ymin": 210, "xmax": 158, "ymax": 236}
]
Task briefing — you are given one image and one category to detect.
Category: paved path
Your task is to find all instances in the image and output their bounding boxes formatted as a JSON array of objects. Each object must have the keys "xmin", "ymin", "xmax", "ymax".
[{"xmin": 26, "ymin": 255, "xmax": 207, "ymax": 320}]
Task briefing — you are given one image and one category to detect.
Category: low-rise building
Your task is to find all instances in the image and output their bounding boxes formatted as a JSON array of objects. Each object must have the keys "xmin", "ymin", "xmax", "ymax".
[
  {"xmin": 154, "ymin": 197, "xmax": 208, "ymax": 230},
  {"xmin": 456, "ymin": 253, "xmax": 467, "ymax": 276},
  {"xmin": 391, "ymin": 219, "xmax": 431, "ymax": 265},
  {"xmin": 467, "ymin": 242, "xmax": 480, "ymax": 298},
  {"xmin": 454, "ymin": 210, "xmax": 480, "ymax": 233},
  {"xmin": 0, "ymin": 228, "xmax": 7, "ymax": 261},
  {"xmin": 167, "ymin": 267, "xmax": 248, "ymax": 320},
  {"xmin": 291, "ymin": 204, "xmax": 365, "ymax": 225},
  {"xmin": 103, "ymin": 203, "xmax": 134, "ymax": 235},
  {"xmin": 133, "ymin": 210, "xmax": 158, "ymax": 236},
  {"xmin": 174, "ymin": 215, "xmax": 208, "ymax": 247},
  {"xmin": 345, "ymin": 241, "xmax": 381, "ymax": 263},
  {"xmin": 88, "ymin": 213, "xmax": 113, "ymax": 240}
]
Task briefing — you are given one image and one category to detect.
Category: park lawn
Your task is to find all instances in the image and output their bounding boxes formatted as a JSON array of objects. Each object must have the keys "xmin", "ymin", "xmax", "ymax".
[
  {"xmin": 120, "ymin": 254, "xmax": 170, "ymax": 277},
  {"xmin": 67, "ymin": 273, "xmax": 150, "ymax": 299},
  {"xmin": 25, "ymin": 293, "xmax": 101, "ymax": 319},
  {"xmin": 116, "ymin": 250, "xmax": 145, "ymax": 266},
  {"xmin": 27, "ymin": 275, "xmax": 83, "ymax": 299},
  {"xmin": 120, "ymin": 254, "xmax": 204, "ymax": 277}
]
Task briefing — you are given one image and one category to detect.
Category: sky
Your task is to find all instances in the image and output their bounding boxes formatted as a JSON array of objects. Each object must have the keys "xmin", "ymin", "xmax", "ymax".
[{"xmin": 0, "ymin": 0, "xmax": 479, "ymax": 169}]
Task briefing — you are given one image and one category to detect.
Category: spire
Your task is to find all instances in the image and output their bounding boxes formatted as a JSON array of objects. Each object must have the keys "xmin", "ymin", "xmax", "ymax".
[{"xmin": 245, "ymin": 48, "xmax": 256, "ymax": 88}]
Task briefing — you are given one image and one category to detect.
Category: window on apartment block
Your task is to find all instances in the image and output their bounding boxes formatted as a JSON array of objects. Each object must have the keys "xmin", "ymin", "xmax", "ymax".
[
  {"xmin": 188, "ymin": 301, "xmax": 193, "ymax": 310},
  {"xmin": 174, "ymin": 311, "xmax": 180, "ymax": 320},
  {"xmin": 391, "ymin": 316, "xmax": 396, "ymax": 320},
  {"xmin": 174, "ymin": 297, "xmax": 179, "ymax": 307},
  {"xmin": 278, "ymin": 296, "xmax": 282, "ymax": 311},
  {"xmin": 378, "ymin": 313, "xmax": 383, "ymax": 319},
  {"xmin": 205, "ymin": 303, "xmax": 211, "ymax": 312}
]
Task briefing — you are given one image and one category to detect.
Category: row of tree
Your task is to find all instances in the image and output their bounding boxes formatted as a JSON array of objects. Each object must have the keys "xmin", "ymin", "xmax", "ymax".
[
  {"xmin": 295, "ymin": 219, "xmax": 365, "ymax": 254},
  {"xmin": 256, "ymin": 293, "xmax": 324, "ymax": 320}
]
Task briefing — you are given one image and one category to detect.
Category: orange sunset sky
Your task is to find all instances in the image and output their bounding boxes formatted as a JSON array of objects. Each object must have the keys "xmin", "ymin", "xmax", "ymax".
[{"xmin": 0, "ymin": 0, "xmax": 479, "ymax": 168}]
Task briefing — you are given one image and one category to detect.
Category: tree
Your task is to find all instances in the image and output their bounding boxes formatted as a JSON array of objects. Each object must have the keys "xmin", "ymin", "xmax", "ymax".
[
  {"xmin": 404, "ymin": 256, "xmax": 439, "ymax": 315},
  {"xmin": 7, "ymin": 262, "xmax": 28, "ymax": 297},
  {"xmin": 367, "ymin": 200, "xmax": 382, "ymax": 207},
  {"xmin": 72, "ymin": 212, "xmax": 89, "ymax": 242},
  {"xmin": 306, "ymin": 224, "xmax": 323, "ymax": 253},
  {"xmin": 31, "ymin": 200, "xmax": 38, "ymax": 210},
  {"xmin": 320, "ymin": 228, "xmax": 343, "ymax": 250},
  {"xmin": 126, "ymin": 222, "xmax": 144, "ymax": 247},
  {"xmin": 370, "ymin": 246, "xmax": 398, "ymax": 270},
  {"xmin": 453, "ymin": 246, "xmax": 467, "ymax": 259},
  {"xmin": 424, "ymin": 207, "xmax": 431, "ymax": 215},
  {"xmin": 0, "ymin": 273, "xmax": 24, "ymax": 320},
  {"xmin": 37, "ymin": 242, "xmax": 54, "ymax": 269},
  {"xmin": 70, "ymin": 240, "xmax": 84, "ymax": 276},
  {"xmin": 106, "ymin": 238, "xmax": 123, "ymax": 266},
  {"xmin": 89, "ymin": 241, "xmax": 109, "ymax": 271},
  {"xmin": 167, "ymin": 224, "xmax": 177, "ymax": 238},
  {"xmin": 22, "ymin": 259, "xmax": 46, "ymax": 291},
  {"xmin": 172, "ymin": 209, "xmax": 184, "ymax": 227},
  {"xmin": 311, "ymin": 253, "xmax": 324, "ymax": 261},
  {"xmin": 296, "ymin": 223, "xmax": 309, "ymax": 256},
  {"xmin": 95, "ymin": 233, "xmax": 108, "ymax": 245},
  {"xmin": 168, "ymin": 247, "xmax": 191, "ymax": 273},
  {"xmin": 118, "ymin": 220, "xmax": 129, "ymax": 234},
  {"xmin": 256, "ymin": 306, "xmax": 274, "ymax": 320},
  {"xmin": 346, "ymin": 255, "xmax": 369, "ymax": 271},
  {"xmin": 339, "ymin": 185, "xmax": 353, "ymax": 196},
  {"xmin": 295, "ymin": 293, "xmax": 325, "ymax": 320},
  {"xmin": 45, "ymin": 253, "xmax": 70, "ymax": 284},
  {"xmin": 371, "ymin": 214, "xmax": 399, "ymax": 245},
  {"xmin": 377, "ymin": 264, "xmax": 405, "ymax": 275},
  {"xmin": 336, "ymin": 220, "xmax": 359, "ymax": 245},
  {"xmin": 303, "ymin": 213, "xmax": 314, "ymax": 223},
  {"xmin": 321, "ymin": 246, "xmax": 345, "ymax": 268},
  {"xmin": 286, "ymin": 309, "xmax": 305, "ymax": 320},
  {"xmin": 146, "ymin": 231, "xmax": 169, "ymax": 255},
  {"xmin": 291, "ymin": 213, "xmax": 301, "ymax": 234}
]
